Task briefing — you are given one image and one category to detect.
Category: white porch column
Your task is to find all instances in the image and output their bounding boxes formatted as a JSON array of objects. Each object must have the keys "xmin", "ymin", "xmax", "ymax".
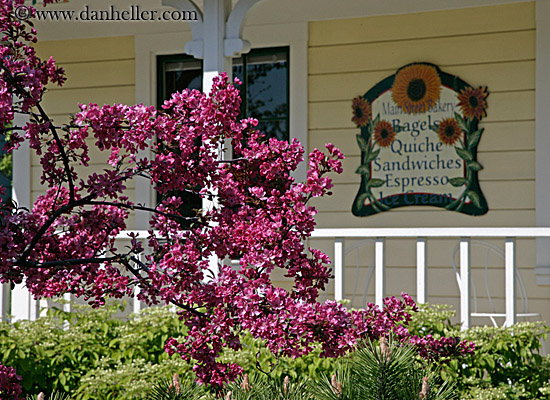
[
  {"xmin": 163, "ymin": 0, "xmax": 263, "ymax": 279},
  {"xmin": 11, "ymin": 108, "xmax": 39, "ymax": 321},
  {"xmin": 201, "ymin": 0, "xmax": 232, "ymax": 278},
  {"xmin": 202, "ymin": 0, "xmax": 232, "ymax": 94}
]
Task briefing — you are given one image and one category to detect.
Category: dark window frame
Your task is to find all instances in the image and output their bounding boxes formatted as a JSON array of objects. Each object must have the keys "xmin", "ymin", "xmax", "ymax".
[{"xmin": 157, "ymin": 47, "xmax": 290, "ymax": 140}]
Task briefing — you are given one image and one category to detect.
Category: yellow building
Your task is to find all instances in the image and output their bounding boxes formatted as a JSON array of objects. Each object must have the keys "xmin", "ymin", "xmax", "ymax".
[{"xmin": 6, "ymin": 0, "xmax": 549, "ymax": 348}]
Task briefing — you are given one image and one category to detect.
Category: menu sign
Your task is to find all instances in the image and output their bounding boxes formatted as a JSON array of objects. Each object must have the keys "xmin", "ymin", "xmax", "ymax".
[{"xmin": 351, "ymin": 63, "xmax": 489, "ymax": 216}]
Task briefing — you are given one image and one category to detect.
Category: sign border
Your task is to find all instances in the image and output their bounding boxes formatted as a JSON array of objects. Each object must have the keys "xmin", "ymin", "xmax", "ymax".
[{"xmin": 351, "ymin": 62, "xmax": 489, "ymax": 217}]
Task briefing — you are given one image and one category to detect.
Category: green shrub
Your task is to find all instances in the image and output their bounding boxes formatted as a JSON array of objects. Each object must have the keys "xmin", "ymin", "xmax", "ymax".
[
  {"xmin": 2, "ymin": 302, "xmax": 548, "ymax": 399},
  {"xmin": 407, "ymin": 304, "xmax": 550, "ymax": 399},
  {"xmin": 219, "ymin": 333, "xmax": 336, "ymax": 383},
  {"xmin": 0, "ymin": 303, "xmax": 190, "ymax": 399}
]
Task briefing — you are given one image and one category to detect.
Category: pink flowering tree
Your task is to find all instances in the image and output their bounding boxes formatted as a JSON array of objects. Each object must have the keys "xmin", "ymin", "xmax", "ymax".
[{"xmin": 0, "ymin": 0, "xmax": 473, "ymax": 386}]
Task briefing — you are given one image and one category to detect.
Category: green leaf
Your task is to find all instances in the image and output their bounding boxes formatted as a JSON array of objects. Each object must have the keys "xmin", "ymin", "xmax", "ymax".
[
  {"xmin": 366, "ymin": 148, "xmax": 380, "ymax": 163},
  {"xmin": 467, "ymin": 190, "xmax": 482, "ymax": 208},
  {"xmin": 455, "ymin": 112, "xmax": 467, "ymax": 130},
  {"xmin": 356, "ymin": 135, "xmax": 369, "ymax": 151},
  {"xmin": 455, "ymin": 147, "xmax": 473, "ymax": 161},
  {"xmin": 355, "ymin": 165, "xmax": 370, "ymax": 179},
  {"xmin": 467, "ymin": 160, "xmax": 483, "ymax": 171},
  {"xmin": 440, "ymin": 370, "xmax": 448, "ymax": 381},
  {"xmin": 449, "ymin": 177, "xmax": 467, "ymax": 187},
  {"xmin": 367, "ymin": 179, "xmax": 385, "ymax": 188},
  {"xmin": 355, "ymin": 193, "xmax": 369, "ymax": 210},
  {"xmin": 468, "ymin": 128, "xmax": 483, "ymax": 149},
  {"xmin": 59, "ymin": 372, "xmax": 66, "ymax": 386}
]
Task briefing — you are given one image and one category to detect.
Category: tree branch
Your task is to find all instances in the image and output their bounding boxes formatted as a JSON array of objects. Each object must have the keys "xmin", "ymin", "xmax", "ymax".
[
  {"xmin": 121, "ymin": 256, "xmax": 206, "ymax": 317},
  {"xmin": 17, "ymin": 255, "xmax": 121, "ymax": 269},
  {"xmin": 17, "ymin": 194, "xmax": 95, "ymax": 264},
  {"xmin": 87, "ymin": 200, "xmax": 205, "ymax": 225}
]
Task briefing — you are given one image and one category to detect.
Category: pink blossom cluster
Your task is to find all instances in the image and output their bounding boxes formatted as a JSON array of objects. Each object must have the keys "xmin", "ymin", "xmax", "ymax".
[
  {"xmin": 0, "ymin": 0, "xmax": 65, "ymax": 137},
  {"xmin": 0, "ymin": 363, "xmax": 23, "ymax": 400},
  {"xmin": 0, "ymin": 0, "xmax": 474, "ymax": 387}
]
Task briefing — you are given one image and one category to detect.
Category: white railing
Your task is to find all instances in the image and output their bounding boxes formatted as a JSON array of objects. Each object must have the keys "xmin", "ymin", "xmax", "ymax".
[
  {"xmin": 7, "ymin": 228, "xmax": 549, "ymax": 327},
  {"xmin": 310, "ymin": 228, "xmax": 550, "ymax": 329}
]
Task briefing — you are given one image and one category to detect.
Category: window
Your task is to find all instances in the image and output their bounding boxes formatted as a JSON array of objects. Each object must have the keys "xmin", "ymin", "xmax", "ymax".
[
  {"xmin": 233, "ymin": 47, "xmax": 289, "ymax": 142},
  {"xmin": 157, "ymin": 47, "xmax": 289, "ymax": 142},
  {"xmin": 0, "ymin": 134, "xmax": 11, "ymax": 204},
  {"xmin": 156, "ymin": 54, "xmax": 203, "ymax": 227},
  {"xmin": 156, "ymin": 47, "xmax": 289, "ymax": 224}
]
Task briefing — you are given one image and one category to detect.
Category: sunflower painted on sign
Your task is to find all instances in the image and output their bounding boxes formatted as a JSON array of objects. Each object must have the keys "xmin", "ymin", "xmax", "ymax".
[
  {"xmin": 373, "ymin": 120, "xmax": 396, "ymax": 147},
  {"xmin": 438, "ymin": 118, "xmax": 462, "ymax": 146},
  {"xmin": 457, "ymin": 86, "xmax": 489, "ymax": 120},
  {"xmin": 391, "ymin": 64, "xmax": 441, "ymax": 114},
  {"xmin": 351, "ymin": 96, "xmax": 371, "ymax": 127}
]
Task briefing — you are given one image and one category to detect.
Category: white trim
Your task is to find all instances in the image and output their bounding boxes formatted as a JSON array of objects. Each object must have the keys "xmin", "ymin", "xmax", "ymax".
[
  {"xmin": 116, "ymin": 227, "xmax": 550, "ymax": 240},
  {"xmin": 536, "ymin": 0, "xmax": 550, "ymax": 285},
  {"xmin": 310, "ymin": 227, "xmax": 550, "ymax": 238}
]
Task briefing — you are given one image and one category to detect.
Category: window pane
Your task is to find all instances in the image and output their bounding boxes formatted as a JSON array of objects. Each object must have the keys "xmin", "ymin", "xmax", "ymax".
[
  {"xmin": 232, "ymin": 57, "xmax": 244, "ymax": 87},
  {"xmin": 157, "ymin": 56, "xmax": 203, "ymax": 228},
  {"xmin": 246, "ymin": 52, "xmax": 288, "ymax": 121},
  {"xmin": 0, "ymin": 134, "xmax": 10, "ymax": 203},
  {"xmin": 163, "ymin": 60, "xmax": 202, "ymax": 103},
  {"xmin": 256, "ymin": 120, "xmax": 289, "ymax": 142}
]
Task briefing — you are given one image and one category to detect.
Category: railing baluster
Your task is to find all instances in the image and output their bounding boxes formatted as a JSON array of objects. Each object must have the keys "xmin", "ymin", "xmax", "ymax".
[
  {"xmin": 460, "ymin": 238, "xmax": 470, "ymax": 330},
  {"xmin": 505, "ymin": 237, "xmax": 516, "ymax": 326},
  {"xmin": 375, "ymin": 238, "xmax": 385, "ymax": 307},
  {"xmin": 63, "ymin": 293, "xmax": 71, "ymax": 313},
  {"xmin": 416, "ymin": 238, "xmax": 427, "ymax": 304},
  {"xmin": 334, "ymin": 238, "xmax": 344, "ymax": 302}
]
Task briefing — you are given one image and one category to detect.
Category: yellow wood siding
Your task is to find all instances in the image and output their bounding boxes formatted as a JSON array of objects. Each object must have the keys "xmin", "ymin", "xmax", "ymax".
[
  {"xmin": 308, "ymin": 2, "xmax": 535, "ymax": 229},
  {"xmin": 31, "ymin": 36, "xmax": 136, "ymax": 225},
  {"xmin": 307, "ymin": 2, "xmax": 544, "ymax": 325}
]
